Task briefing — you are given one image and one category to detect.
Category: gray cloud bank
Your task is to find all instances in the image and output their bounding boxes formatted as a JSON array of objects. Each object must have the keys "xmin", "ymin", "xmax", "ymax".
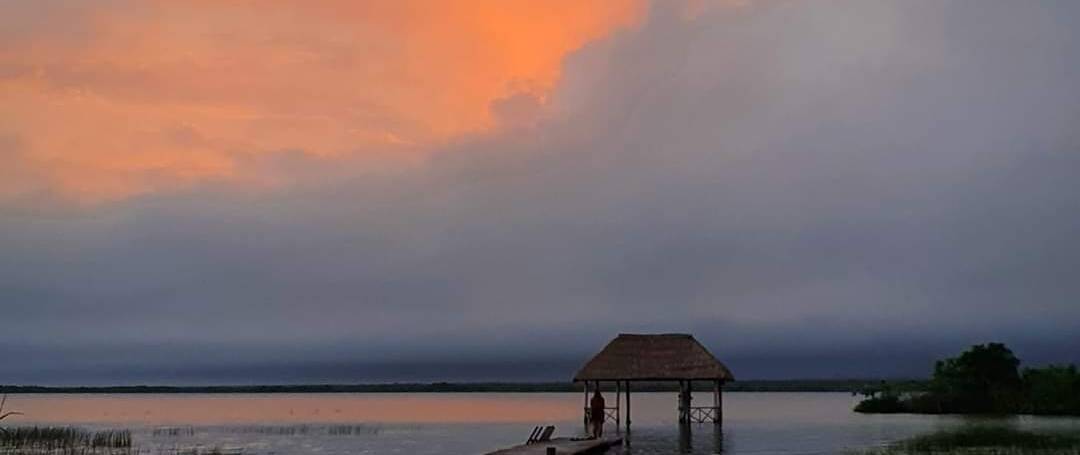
[{"xmin": 3, "ymin": 0, "xmax": 1080, "ymax": 384}]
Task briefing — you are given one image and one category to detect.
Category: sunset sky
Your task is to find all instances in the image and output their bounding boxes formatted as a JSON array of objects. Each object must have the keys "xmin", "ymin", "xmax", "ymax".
[{"xmin": 3, "ymin": 0, "xmax": 1080, "ymax": 384}]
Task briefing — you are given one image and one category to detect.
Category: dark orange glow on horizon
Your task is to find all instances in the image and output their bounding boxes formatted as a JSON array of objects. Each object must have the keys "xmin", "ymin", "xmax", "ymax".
[{"xmin": 12, "ymin": 394, "xmax": 580, "ymax": 424}]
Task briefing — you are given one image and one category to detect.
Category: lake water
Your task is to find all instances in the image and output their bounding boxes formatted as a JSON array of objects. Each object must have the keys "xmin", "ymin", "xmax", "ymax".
[{"xmin": 4, "ymin": 392, "xmax": 1080, "ymax": 454}]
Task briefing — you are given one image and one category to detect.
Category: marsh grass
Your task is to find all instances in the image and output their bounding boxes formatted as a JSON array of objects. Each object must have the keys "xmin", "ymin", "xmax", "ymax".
[
  {"xmin": 151, "ymin": 427, "xmax": 195, "ymax": 437},
  {"xmin": 0, "ymin": 427, "xmax": 131, "ymax": 451},
  {"xmin": 224, "ymin": 424, "xmax": 379, "ymax": 436},
  {"xmin": 169, "ymin": 447, "xmax": 240, "ymax": 455},
  {"xmin": 859, "ymin": 425, "xmax": 1080, "ymax": 454}
]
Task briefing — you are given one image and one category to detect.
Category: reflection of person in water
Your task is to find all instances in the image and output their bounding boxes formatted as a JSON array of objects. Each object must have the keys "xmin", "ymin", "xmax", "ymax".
[{"xmin": 590, "ymin": 390, "xmax": 605, "ymax": 438}]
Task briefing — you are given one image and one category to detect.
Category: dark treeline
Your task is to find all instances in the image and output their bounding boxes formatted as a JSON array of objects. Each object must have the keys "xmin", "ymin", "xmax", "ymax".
[
  {"xmin": 0, "ymin": 379, "xmax": 923, "ymax": 394},
  {"xmin": 856, "ymin": 343, "xmax": 1080, "ymax": 415}
]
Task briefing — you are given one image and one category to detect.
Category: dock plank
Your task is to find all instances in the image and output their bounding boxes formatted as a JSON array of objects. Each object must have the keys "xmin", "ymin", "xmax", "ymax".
[{"xmin": 485, "ymin": 437, "xmax": 622, "ymax": 455}]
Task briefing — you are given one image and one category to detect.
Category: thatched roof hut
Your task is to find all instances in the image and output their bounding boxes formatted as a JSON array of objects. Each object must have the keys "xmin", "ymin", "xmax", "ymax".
[
  {"xmin": 574, "ymin": 333, "xmax": 734, "ymax": 429},
  {"xmin": 574, "ymin": 333, "xmax": 734, "ymax": 382}
]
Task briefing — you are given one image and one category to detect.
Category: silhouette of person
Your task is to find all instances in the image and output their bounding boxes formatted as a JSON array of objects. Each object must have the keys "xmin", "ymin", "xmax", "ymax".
[{"xmin": 590, "ymin": 390, "xmax": 606, "ymax": 438}]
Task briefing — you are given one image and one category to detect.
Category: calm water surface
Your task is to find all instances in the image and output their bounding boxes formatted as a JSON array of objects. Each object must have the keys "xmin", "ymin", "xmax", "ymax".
[{"xmin": 5, "ymin": 392, "xmax": 1080, "ymax": 454}]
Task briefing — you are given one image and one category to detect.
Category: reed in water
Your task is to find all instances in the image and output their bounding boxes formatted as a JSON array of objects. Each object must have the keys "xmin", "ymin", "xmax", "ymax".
[
  {"xmin": 858, "ymin": 425, "xmax": 1080, "ymax": 454},
  {"xmin": 0, "ymin": 427, "xmax": 131, "ymax": 451}
]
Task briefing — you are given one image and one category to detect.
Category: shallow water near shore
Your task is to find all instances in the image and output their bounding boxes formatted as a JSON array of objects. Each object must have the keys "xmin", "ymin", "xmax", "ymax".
[{"xmin": 4, "ymin": 392, "xmax": 1080, "ymax": 454}]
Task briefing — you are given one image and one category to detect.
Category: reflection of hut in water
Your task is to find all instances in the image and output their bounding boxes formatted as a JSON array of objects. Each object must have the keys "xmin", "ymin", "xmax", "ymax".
[{"xmin": 574, "ymin": 333, "xmax": 735, "ymax": 432}]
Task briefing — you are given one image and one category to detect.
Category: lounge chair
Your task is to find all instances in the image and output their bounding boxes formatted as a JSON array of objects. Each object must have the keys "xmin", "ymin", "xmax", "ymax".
[
  {"xmin": 526, "ymin": 425, "xmax": 555, "ymax": 444},
  {"xmin": 526, "ymin": 426, "xmax": 542, "ymax": 444}
]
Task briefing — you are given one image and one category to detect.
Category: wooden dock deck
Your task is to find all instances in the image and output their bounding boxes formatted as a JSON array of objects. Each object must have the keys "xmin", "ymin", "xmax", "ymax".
[{"xmin": 485, "ymin": 436, "xmax": 622, "ymax": 455}]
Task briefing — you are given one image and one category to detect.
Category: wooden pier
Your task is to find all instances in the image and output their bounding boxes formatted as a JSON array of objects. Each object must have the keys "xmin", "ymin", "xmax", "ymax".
[
  {"xmin": 485, "ymin": 437, "xmax": 622, "ymax": 455},
  {"xmin": 486, "ymin": 334, "xmax": 730, "ymax": 454}
]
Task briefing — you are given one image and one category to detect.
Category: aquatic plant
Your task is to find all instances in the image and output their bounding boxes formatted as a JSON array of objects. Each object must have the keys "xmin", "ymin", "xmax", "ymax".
[
  {"xmin": 858, "ymin": 425, "xmax": 1080, "ymax": 454},
  {"xmin": 0, "ymin": 426, "xmax": 131, "ymax": 450},
  {"xmin": 170, "ymin": 446, "xmax": 235, "ymax": 455},
  {"xmin": 0, "ymin": 396, "xmax": 21, "ymax": 420},
  {"xmin": 325, "ymin": 424, "xmax": 380, "ymax": 436},
  {"xmin": 0, "ymin": 395, "xmax": 24, "ymax": 437},
  {"xmin": 221, "ymin": 424, "xmax": 378, "ymax": 436},
  {"xmin": 152, "ymin": 427, "xmax": 196, "ymax": 437}
]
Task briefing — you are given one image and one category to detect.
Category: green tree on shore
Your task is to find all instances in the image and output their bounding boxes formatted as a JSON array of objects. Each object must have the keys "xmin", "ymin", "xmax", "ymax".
[
  {"xmin": 856, "ymin": 342, "xmax": 1080, "ymax": 415},
  {"xmin": 930, "ymin": 342, "xmax": 1022, "ymax": 413},
  {"xmin": 1023, "ymin": 364, "xmax": 1080, "ymax": 415}
]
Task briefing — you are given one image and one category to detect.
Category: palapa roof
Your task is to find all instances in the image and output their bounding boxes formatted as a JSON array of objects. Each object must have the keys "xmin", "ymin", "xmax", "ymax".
[{"xmin": 574, "ymin": 333, "xmax": 734, "ymax": 382}]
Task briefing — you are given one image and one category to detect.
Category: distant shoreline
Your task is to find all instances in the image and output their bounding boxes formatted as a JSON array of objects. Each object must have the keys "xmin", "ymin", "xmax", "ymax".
[{"xmin": 0, "ymin": 379, "xmax": 927, "ymax": 394}]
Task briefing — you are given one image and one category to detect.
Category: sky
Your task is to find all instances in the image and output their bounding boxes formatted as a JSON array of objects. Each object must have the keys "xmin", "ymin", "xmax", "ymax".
[{"xmin": 2, "ymin": 0, "xmax": 1080, "ymax": 385}]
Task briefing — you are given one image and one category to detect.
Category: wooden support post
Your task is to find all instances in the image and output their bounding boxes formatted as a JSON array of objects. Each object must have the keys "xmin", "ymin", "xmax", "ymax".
[
  {"xmin": 596, "ymin": 381, "xmax": 603, "ymax": 430},
  {"xmin": 714, "ymin": 380, "xmax": 723, "ymax": 426},
  {"xmin": 688, "ymin": 380, "xmax": 694, "ymax": 421},
  {"xmin": 679, "ymin": 418, "xmax": 692, "ymax": 452},
  {"xmin": 712, "ymin": 420, "xmax": 724, "ymax": 453},
  {"xmin": 624, "ymin": 381, "xmax": 631, "ymax": 434},
  {"xmin": 583, "ymin": 380, "xmax": 590, "ymax": 432},
  {"xmin": 677, "ymin": 380, "xmax": 683, "ymax": 423},
  {"xmin": 678, "ymin": 380, "xmax": 692, "ymax": 424},
  {"xmin": 688, "ymin": 380, "xmax": 693, "ymax": 422},
  {"xmin": 615, "ymin": 380, "xmax": 622, "ymax": 429}
]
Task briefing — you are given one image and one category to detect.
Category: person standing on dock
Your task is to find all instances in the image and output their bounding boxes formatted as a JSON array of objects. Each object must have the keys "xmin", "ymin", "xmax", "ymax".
[{"xmin": 590, "ymin": 390, "xmax": 606, "ymax": 438}]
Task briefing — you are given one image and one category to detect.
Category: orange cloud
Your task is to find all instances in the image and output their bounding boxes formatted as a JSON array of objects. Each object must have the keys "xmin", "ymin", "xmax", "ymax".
[{"xmin": 0, "ymin": 1, "xmax": 643, "ymax": 203}]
